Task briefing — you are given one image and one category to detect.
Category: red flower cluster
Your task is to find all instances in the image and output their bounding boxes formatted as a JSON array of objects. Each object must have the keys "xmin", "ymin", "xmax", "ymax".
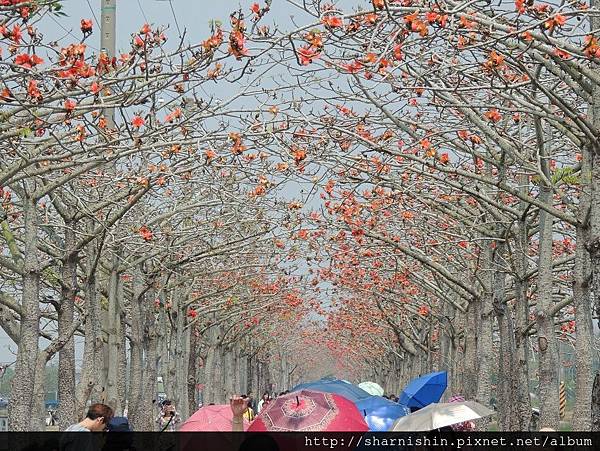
[
  {"xmin": 80, "ymin": 19, "xmax": 93, "ymax": 35},
  {"xmin": 14, "ymin": 53, "xmax": 43, "ymax": 69},
  {"xmin": 139, "ymin": 225, "xmax": 153, "ymax": 241}
]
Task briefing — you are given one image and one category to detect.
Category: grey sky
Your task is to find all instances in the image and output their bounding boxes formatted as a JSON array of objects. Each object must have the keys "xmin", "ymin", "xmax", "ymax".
[{"xmin": 42, "ymin": 0, "xmax": 313, "ymax": 53}]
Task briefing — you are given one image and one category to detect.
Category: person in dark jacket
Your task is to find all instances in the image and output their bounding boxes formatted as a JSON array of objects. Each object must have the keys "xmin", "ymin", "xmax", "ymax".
[{"xmin": 102, "ymin": 417, "xmax": 135, "ymax": 451}]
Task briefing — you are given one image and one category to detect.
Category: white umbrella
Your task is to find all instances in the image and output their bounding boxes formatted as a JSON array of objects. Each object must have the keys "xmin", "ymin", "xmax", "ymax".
[
  {"xmin": 358, "ymin": 381, "xmax": 385, "ymax": 397},
  {"xmin": 389, "ymin": 401, "xmax": 494, "ymax": 431}
]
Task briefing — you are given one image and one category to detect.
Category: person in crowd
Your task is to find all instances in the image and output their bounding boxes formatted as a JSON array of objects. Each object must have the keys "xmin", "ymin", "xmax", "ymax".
[
  {"xmin": 61, "ymin": 404, "xmax": 113, "ymax": 451},
  {"xmin": 48, "ymin": 409, "xmax": 58, "ymax": 426},
  {"xmin": 102, "ymin": 417, "xmax": 135, "ymax": 451},
  {"xmin": 65, "ymin": 403, "xmax": 114, "ymax": 431},
  {"xmin": 241, "ymin": 395, "xmax": 255, "ymax": 421},
  {"xmin": 257, "ymin": 392, "xmax": 270, "ymax": 413},
  {"xmin": 155, "ymin": 399, "xmax": 182, "ymax": 432},
  {"xmin": 107, "ymin": 416, "xmax": 132, "ymax": 432},
  {"xmin": 247, "ymin": 391, "xmax": 258, "ymax": 415}
]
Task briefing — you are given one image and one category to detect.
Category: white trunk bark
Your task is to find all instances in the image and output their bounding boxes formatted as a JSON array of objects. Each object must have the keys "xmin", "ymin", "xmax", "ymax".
[{"xmin": 9, "ymin": 197, "xmax": 40, "ymax": 431}]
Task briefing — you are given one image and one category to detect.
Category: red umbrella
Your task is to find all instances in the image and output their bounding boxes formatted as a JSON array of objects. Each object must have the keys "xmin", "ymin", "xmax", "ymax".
[
  {"xmin": 179, "ymin": 404, "xmax": 250, "ymax": 431},
  {"xmin": 248, "ymin": 390, "xmax": 369, "ymax": 432}
]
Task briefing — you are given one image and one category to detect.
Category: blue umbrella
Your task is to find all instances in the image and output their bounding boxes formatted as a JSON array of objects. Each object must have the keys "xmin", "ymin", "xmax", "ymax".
[
  {"xmin": 355, "ymin": 396, "xmax": 410, "ymax": 432},
  {"xmin": 398, "ymin": 371, "xmax": 447, "ymax": 409},
  {"xmin": 291, "ymin": 378, "xmax": 371, "ymax": 403}
]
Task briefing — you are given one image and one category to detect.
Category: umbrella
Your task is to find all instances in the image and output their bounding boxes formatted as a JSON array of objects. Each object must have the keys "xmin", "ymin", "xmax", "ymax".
[
  {"xmin": 179, "ymin": 404, "xmax": 250, "ymax": 431},
  {"xmin": 389, "ymin": 401, "xmax": 494, "ymax": 431},
  {"xmin": 398, "ymin": 371, "xmax": 447, "ymax": 409},
  {"xmin": 355, "ymin": 396, "xmax": 410, "ymax": 432},
  {"xmin": 248, "ymin": 389, "xmax": 369, "ymax": 431},
  {"xmin": 358, "ymin": 381, "xmax": 385, "ymax": 397},
  {"xmin": 291, "ymin": 378, "xmax": 371, "ymax": 403},
  {"xmin": 448, "ymin": 395, "xmax": 475, "ymax": 431}
]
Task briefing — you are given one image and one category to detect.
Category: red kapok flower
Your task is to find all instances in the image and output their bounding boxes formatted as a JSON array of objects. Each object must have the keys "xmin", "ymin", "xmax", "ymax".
[
  {"xmin": 64, "ymin": 99, "xmax": 76, "ymax": 112},
  {"xmin": 187, "ymin": 308, "xmax": 198, "ymax": 318},
  {"xmin": 131, "ymin": 115, "xmax": 145, "ymax": 128},
  {"xmin": 484, "ymin": 109, "xmax": 502, "ymax": 123},
  {"xmin": 139, "ymin": 225, "xmax": 153, "ymax": 241},
  {"xmin": 81, "ymin": 19, "xmax": 93, "ymax": 34}
]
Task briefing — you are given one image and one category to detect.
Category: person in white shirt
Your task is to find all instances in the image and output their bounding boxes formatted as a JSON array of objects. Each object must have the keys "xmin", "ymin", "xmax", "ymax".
[
  {"xmin": 257, "ymin": 392, "xmax": 270, "ymax": 413},
  {"xmin": 61, "ymin": 403, "xmax": 113, "ymax": 451},
  {"xmin": 64, "ymin": 403, "xmax": 113, "ymax": 432}
]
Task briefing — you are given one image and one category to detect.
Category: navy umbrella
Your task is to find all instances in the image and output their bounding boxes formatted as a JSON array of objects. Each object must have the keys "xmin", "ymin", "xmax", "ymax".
[
  {"xmin": 398, "ymin": 371, "xmax": 447, "ymax": 409},
  {"xmin": 291, "ymin": 378, "xmax": 371, "ymax": 403}
]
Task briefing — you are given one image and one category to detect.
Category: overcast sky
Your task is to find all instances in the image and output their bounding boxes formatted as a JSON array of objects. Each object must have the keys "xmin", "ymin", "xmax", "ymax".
[{"xmin": 41, "ymin": 0, "xmax": 315, "ymax": 53}]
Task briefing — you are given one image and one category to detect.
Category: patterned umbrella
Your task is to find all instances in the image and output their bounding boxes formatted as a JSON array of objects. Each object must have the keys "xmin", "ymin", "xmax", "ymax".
[
  {"xmin": 358, "ymin": 381, "xmax": 385, "ymax": 397},
  {"xmin": 248, "ymin": 390, "xmax": 369, "ymax": 432},
  {"xmin": 179, "ymin": 405, "xmax": 250, "ymax": 431}
]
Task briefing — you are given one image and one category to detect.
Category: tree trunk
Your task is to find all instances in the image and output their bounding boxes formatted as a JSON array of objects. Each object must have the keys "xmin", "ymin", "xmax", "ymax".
[
  {"xmin": 475, "ymin": 245, "xmax": 494, "ymax": 423},
  {"xmin": 493, "ymin": 258, "xmax": 511, "ymax": 430},
  {"xmin": 462, "ymin": 300, "xmax": 479, "ymax": 400},
  {"xmin": 536, "ymin": 183, "xmax": 561, "ymax": 429},
  {"xmin": 187, "ymin": 326, "xmax": 199, "ymax": 415},
  {"xmin": 214, "ymin": 341, "xmax": 225, "ymax": 404},
  {"xmin": 587, "ymin": 10, "xmax": 600, "ymax": 429},
  {"xmin": 9, "ymin": 197, "xmax": 41, "ymax": 431},
  {"xmin": 573, "ymin": 220, "xmax": 594, "ymax": 429},
  {"xmin": 247, "ymin": 353, "xmax": 254, "ymax": 395},
  {"xmin": 141, "ymin": 309, "xmax": 159, "ymax": 431},
  {"xmin": 105, "ymin": 253, "xmax": 122, "ymax": 414},
  {"xmin": 127, "ymin": 264, "xmax": 145, "ymax": 428},
  {"xmin": 232, "ymin": 345, "xmax": 240, "ymax": 395},
  {"xmin": 31, "ymin": 356, "xmax": 48, "ymax": 431},
  {"xmin": 204, "ymin": 344, "xmax": 216, "ymax": 404},
  {"xmin": 513, "ymin": 215, "xmax": 532, "ymax": 431},
  {"xmin": 173, "ymin": 292, "xmax": 190, "ymax": 419},
  {"xmin": 57, "ymin": 224, "xmax": 78, "ymax": 430},
  {"xmin": 578, "ymin": 61, "xmax": 600, "ymax": 429},
  {"xmin": 452, "ymin": 308, "xmax": 466, "ymax": 396},
  {"xmin": 592, "ymin": 373, "xmax": 600, "ymax": 431},
  {"xmin": 75, "ymin": 238, "xmax": 102, "ymax": 416},
  {"xmin": 118, "ymin": 304, "xmax": 127, "ymax": 414}
]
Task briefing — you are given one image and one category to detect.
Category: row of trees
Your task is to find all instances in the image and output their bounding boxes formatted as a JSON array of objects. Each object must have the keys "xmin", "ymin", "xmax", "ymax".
[
  {"xmin": 0, "ymin": 0, "xmax": 320, "ymax": 430},
  {"xmin": 265, "ymin": 0, "xmax": 600, "ymax": 431},
  {"xmin": 1, "ymin": 0, "xmax": 600, "ymax": 432}
]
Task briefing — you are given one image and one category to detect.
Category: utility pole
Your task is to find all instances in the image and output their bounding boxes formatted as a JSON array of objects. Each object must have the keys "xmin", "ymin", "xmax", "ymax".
[
  {"xmin": 101, "ymin": 0, "xmax": 116, "ymax": 58},
  {"xmin": 101, "ymin": 0, "xmax": 116, "ymax": 124},
  {"xmin": 100, "ymin": 0, "xmax": 119, "ymax": 414}
]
